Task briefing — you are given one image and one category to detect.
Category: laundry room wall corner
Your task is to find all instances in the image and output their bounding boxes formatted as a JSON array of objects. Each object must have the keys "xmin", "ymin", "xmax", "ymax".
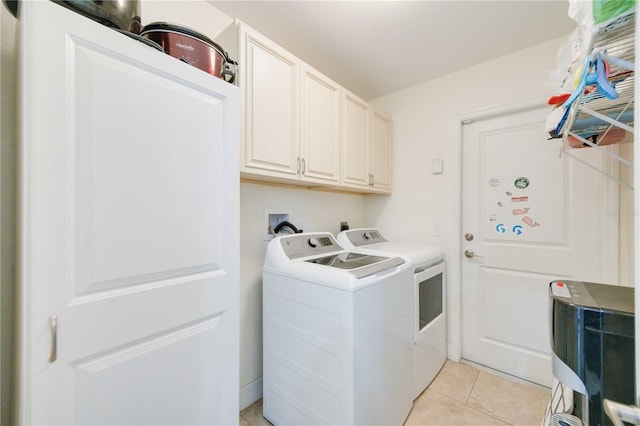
[{"xmin": 367, "ymin": 36, "xmax": 568, "ymax": 362}]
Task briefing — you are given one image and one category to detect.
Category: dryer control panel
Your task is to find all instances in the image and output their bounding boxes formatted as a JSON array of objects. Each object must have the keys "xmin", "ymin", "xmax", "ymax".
[{"xmin": 343, "ymin": 228, "xmax": 388, "ymax": 247}]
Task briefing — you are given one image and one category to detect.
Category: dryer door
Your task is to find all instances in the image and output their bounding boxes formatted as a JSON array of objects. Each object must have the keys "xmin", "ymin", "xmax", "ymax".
[{"xmin": 415, "ymin": 261, "xmax": 446, "ymax": 344}]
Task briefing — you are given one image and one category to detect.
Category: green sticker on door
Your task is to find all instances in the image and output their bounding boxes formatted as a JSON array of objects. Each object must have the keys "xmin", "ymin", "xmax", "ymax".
[{"xmin": 514, "ymin": 177, "xmax": 530, "ymax": 189}]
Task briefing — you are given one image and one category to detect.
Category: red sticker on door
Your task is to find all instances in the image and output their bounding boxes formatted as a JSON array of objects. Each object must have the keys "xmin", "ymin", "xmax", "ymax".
[{"xmin": 522, "ymin": 216, "xmax": 541, "ymax": 227}]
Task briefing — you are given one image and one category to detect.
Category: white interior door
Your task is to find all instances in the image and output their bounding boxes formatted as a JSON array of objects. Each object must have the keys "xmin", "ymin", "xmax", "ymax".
[
  {"xmin": 19, "ymin": 2, "xmax": 239, "ymax": 424},
  {"xmin": 461, "ymin": 104, "xmax": 618, "ymax": 387}
]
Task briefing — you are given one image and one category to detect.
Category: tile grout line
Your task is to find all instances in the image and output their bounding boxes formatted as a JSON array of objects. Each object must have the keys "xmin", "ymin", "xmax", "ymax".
[
  {"xmin": 464, "ymin": 371, "xmax": 513, "ymax": 425},
  {"xmin": 468, "ymin": 404, "xmax": 513, "ymax": 426},
  {"xmin": 426, "ymin": 387, "xmax": 512, "ymax": 425},
  {"xmin": 465, "ymin": 370, "xmax": 481, "ymax": 405}
]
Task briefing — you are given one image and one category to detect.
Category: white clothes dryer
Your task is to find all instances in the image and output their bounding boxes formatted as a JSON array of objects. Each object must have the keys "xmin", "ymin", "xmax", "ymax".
[
  {"xmin": 337, "ymin": 228, "xmax": 446, "ymax": 400},
  {"xmin": 263, "ymin": 232, "xmax": 414, "ymax": 425}
]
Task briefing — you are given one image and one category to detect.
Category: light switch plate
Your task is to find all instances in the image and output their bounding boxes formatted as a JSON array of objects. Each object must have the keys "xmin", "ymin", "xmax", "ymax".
[{"xmin": 432, "ymin": 159, "xmax": 444, "ymax": 174}]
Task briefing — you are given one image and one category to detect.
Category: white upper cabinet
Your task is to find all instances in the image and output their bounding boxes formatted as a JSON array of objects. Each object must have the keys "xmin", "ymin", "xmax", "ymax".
[
  {"xmin": 341, "ymin": 94, "xmax": 392, "ymax": 194},
  {"xmin": 218, "ymin": 20, "xmax": 391, "ymax": 193},
  {"xmin": 238, "ymin": 25, "xmax": 300, "ymax": 178},
  {"xmin": 301, "ymin": 63, "xmax": 341, "ymax": 185},
  {"xmin": 341, "ymin": 90, "xmax": 371, "ymax": 190}
]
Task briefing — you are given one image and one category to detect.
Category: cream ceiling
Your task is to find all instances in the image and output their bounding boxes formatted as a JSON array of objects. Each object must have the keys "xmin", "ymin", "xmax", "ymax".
[{"xmin": 211, "ymin": 1, "xmax": 575, "ymax": 100}]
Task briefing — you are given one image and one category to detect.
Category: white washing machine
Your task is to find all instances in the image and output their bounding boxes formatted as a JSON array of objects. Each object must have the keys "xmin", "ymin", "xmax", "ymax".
[
  {"xmin": 337, "ymin": 228, "xmax": 446, "ymax": 399},
  {"xmin": 263, "ymin": 232, "xmax": 414, "ymax": 425}
]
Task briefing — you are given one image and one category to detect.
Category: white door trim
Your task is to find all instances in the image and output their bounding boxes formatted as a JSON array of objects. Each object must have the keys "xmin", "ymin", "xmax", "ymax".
[
  {"xmin": 450, "ymin": 96, "xmax": 619, "ymax": 363},
  {"xmin": 635, "ymin": 15, "xmax": 639, "ymax": 405}
]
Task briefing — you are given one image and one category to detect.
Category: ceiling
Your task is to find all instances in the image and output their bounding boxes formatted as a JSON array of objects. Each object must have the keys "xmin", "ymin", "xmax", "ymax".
[{"xmin": 210, "ymin": 1, "xmax": 576, "ymax": 100}]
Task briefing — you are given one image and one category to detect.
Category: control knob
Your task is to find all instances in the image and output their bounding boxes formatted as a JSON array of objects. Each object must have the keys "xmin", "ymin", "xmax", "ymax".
[
  {"xmin": 363, "ymin": 232, "xmax": 373, "ymax": 240},
  {"xmin": 308, "ymin": 238, "xmax": 320, "ymax": 248}
]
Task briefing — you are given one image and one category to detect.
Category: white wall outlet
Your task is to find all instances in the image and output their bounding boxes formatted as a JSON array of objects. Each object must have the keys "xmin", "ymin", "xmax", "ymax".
[
  {"xmin": 432, "ymin": 223, "xmax": 441, "ymax": 237},
  {"xmin": 264, "ymin": 209, "xmax": 291, "ymax": 241}
]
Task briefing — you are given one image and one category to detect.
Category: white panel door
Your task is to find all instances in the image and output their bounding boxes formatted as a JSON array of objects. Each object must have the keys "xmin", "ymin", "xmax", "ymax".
[
  {"xmin": 461, "ymin": 104, "xmax": 617, "ymax": 387},
  {"xmin": 19, "ymin": 2, "xmax": 239, "ymax": 424}
]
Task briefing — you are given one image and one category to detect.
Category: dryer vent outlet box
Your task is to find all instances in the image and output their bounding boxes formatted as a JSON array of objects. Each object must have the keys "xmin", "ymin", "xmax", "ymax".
[{"xmin": 265, "ymin": 210, "xmax": 290, "ymax": 241}]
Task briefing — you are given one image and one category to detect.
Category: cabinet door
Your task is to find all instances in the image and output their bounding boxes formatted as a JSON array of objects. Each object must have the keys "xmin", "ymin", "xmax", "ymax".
[
  {"xmin": 371, "ymin": 109, "xmax": 392, "ymax": 193},
  {"xmin": 341, "ymin": 90, "xmax": 370, "ymax": 189},
  {"xmin": 301, "ymin": 64, "xmax": 341, "ymax": 185},
  {"xmin": 240, "ymin": 26, "xmax": 299, "ymax": 178},
  {"xmin": 19, "ymin": 2, "xmax": 239, "ymax": 424}
]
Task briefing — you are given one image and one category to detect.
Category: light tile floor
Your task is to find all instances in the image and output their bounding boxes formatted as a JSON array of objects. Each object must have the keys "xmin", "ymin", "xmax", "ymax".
[{"xmin": 239, "ymin": 360, "xmax": 551, "ymax": 426}]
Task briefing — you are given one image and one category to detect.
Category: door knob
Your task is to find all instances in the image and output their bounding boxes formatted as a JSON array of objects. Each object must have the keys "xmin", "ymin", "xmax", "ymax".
[
  {"xmin": 464, "ymin": 250, "xmax": 482, "ymax": 258},
  {"xmin": 464, "ymin": 233, "xmax": 474, "ymax": 241}
]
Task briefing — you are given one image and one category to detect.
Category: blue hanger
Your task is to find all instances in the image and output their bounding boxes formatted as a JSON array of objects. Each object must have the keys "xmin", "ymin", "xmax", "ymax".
[{"xmin": 556, "ymin": 52, "xmax": 619, "ymax": 136}]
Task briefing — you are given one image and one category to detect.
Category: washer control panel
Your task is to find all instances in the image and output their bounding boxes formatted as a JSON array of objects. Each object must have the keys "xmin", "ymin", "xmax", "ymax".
[
  {"xmin": 308, "ymin": 237, "xmax": 332, "ymax": 248},
  {"xmin": 279, "ymin": 233, "xmax": 342, "ymax": 259}
]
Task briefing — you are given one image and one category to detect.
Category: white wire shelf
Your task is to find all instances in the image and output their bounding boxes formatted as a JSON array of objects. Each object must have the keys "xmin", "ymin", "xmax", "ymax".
[{"xmin": 559, "ymin": 11, "xmax": 635, "ymax": 190}]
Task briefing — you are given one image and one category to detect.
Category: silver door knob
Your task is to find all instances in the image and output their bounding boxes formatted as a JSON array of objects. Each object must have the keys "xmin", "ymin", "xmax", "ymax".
[{"xmin": 464, "ymin": 250, "xmax": 482, "ymax": 258}]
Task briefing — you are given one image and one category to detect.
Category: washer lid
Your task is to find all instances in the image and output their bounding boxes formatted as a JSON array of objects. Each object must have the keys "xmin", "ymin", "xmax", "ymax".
[
  {"xmin": 337, "ymin": 228, "xmax": 444, "ymax": 266},
  {"xmin": 305, "ymin": 252, "xmax": 405, "ymax": 279}
]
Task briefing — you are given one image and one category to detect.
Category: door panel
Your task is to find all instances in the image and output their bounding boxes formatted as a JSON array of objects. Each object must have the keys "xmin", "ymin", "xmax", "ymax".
[
  {"xmin": 243, "ymin": 30, "xmax": 299, "ymax": 176},
  {"xmin": 478, "ymin": 268, "xmax": 558, "ymax": 355},
  {"xmin": 341, "ymin": 92, "xmax": 370, "ymax": 188},
  {"xmin": 372, "ymin": 110, "xmax": 392, "ymax": 191},
  {"xmin": 19, "ymin": 2, "xmax": 239, "ymax": 424},
  {"xmin": 302, "ymin": 65, "xmax": 340, "ymax": 184},
  {"xmin": 72, "ymin": 40, "xmax": 225, "ymax": 295},
  {"xmin": 461, "ymin": 105, "xmax": 617, "ymax": 387},
  {"xmin": 72, "ymin": 315, "xmax": 225, "ymax": 424},
  {"xmin": 479, "ymin": 123, "xmax": 566, "ymax": 245}
]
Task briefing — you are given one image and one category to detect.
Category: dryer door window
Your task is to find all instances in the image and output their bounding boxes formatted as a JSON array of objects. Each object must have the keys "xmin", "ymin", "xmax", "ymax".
[{"xmin": 415, "ymin": 262, "xmax": 445, "ymax": 344}]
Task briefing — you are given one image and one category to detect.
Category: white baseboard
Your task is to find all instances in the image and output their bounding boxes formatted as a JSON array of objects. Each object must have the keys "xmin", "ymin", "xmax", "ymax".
[{"xmin": 239, "ymin": 377, "xmax": 263, "ymax": 411}]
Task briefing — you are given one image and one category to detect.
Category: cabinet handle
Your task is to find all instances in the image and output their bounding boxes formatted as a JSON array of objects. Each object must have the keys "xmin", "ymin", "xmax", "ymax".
[
  {"xmin": 301, "ymin": 158, "xmax": 306, "ymax": 176},
  {"xmin": 48, "ymin": 315, "xmax": 57, "ymax": 363},
  {"xmin": 297, "ymin": 157, "xmax": 300, "ymax": 175}
]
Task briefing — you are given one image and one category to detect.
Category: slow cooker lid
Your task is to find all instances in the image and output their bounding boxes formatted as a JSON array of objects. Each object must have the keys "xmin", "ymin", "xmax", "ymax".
[
  {"xmin": 141, "ymin": 22, "xmax": 228, "ymax": 58},
  {"xmin": 115, "ymin": 29, "xmax": 163, "ymax": 51}
]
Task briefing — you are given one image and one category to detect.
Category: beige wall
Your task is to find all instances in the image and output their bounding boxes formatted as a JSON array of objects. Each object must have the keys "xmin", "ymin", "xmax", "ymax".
[
  {"xmin": 618, "ymin": 142, "xmax": 635, "ymax": 286},
  {"xmin": 366, "ymin": 37, "xmax": 566, "ymax": 248}
]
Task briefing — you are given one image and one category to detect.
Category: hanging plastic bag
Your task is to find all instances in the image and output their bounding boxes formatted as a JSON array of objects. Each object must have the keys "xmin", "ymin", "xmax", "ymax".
[
  {"xmin": 593, "ymin": 0, "xmax": 635, "ymax": 24},
  {"xmin": 568, "ymin": 0, "xmax": 594, "ymax": 26},
  {"xmin": 546, "ymin": 26, "xmax": 593, "ymax": 94},
  {"xmin": 568, "ymin": 0, "xmax": 635, "ymax": 26}
]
